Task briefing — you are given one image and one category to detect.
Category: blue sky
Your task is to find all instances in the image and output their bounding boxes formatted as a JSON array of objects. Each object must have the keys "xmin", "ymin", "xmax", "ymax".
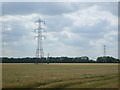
[{"xmin": 1, "ymin": 2, "xmax": 118, "ymax": 59}]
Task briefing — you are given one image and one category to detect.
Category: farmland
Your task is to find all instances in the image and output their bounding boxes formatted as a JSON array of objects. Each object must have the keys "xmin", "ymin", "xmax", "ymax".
[{"xmin": 2, "ymin": 63, "xmax": 119, "ymax": 88}]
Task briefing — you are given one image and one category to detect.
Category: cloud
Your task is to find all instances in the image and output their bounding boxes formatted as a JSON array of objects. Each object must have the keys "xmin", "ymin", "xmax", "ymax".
[
  {"xmin": 2, "ymin": 2, "xmax": 118, "ymax": 16},
  {"xmin": 63, "ymin": 5, "xmax": 117, "ymax": 27},
  {"xmin": 2, "ymin": 2, "xmax": 118, "ymax": 59},
  {"xmin": 2, "ymin": 2, "xmax": 75, "ymax": 16}
]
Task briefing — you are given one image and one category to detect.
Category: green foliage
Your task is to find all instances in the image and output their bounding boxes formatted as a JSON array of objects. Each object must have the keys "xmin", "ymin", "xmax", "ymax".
[
  {"xmin": 97, "ymin": 56, "xmax": 119, "ymax": 63},
  {"xmin": 2, "ymin": 56, "xmax": 119, "ymax": 63}
]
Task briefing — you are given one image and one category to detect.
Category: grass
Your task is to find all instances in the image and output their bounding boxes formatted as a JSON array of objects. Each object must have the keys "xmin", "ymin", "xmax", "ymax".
[{"xmin": 2, "ymin": 63, "xmax": 119, "ymax": 88}]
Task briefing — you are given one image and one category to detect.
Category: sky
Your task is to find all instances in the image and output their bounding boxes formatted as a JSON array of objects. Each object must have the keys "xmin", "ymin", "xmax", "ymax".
[{"xmin": 1, "ymin": 2, "xmax": 118, "ymax": 60}]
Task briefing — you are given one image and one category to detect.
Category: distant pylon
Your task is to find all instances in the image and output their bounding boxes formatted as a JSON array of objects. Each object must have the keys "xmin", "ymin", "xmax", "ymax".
[
  {"xmin": 34, "ymin": 19, "xmax": 45, "ymax": 60},
  {"xmin": 103, "ymin": 45, "xmax": 106, "ymax": 57}
]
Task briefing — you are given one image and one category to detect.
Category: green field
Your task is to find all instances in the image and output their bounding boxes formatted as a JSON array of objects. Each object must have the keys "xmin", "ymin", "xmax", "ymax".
[{"xmin": 2, "ymin": 63, "xmax": 119, "ymax": 88}]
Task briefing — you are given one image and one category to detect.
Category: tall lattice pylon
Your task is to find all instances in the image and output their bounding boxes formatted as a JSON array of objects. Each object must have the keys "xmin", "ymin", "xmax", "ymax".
[
  {"xmin": 103, "ymin": 45, "xmax": 106, "ymax": 57},
  {"xmin": 34, "ymin": 19, "xmax": 45, "ymax": 60}
]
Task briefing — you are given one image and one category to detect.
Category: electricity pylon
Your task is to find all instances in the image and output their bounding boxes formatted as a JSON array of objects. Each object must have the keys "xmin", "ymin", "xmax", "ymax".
[
  {"xmin": 34, "ymin": 19, "xmax": 45, "ymax": 61},
  {"xmin": 103, "ymin": 45, "xmax": 106, "ymax": 57},
  {"xmin": 103, "ymin": 45, "xmax": 106, "ymax": 63}
]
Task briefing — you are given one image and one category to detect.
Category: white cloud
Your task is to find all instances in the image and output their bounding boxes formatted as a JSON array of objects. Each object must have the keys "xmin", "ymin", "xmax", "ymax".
[
  {"xmin": 104, "ymin": 30, "xmax": 118, "ymax": 41},
  {"xmin": 7, "ymin": 27, "xmax": 12, "ymax": 31},
  {"xmin": 2, "ymin": 3, "xmax": 118, "ymax": 59},
  {"xmin": 61, "ymin": 27, "xmax": 72, "ymax": 38},
  {"xmin": 2, "ymin": 14, "xmax": 42, "ymax": 21},
  {"xmin": 63, "ymin": 5, "xmax": 117, "ymax": 27},
  {"xmin": 47, "ymin": 32, "xmax": 59, "ymax": 41},
  {"xmin": 89, "ymin": 39, "xmax": 107, "ymax": 47}
]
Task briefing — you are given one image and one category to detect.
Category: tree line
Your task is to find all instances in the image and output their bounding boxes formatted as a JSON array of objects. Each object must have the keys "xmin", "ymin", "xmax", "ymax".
[{"xmin": 1, "ymin": 56, "xmax": 120, "ymax": 63}]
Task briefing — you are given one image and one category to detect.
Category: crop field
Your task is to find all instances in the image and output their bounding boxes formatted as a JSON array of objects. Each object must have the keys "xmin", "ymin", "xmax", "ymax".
[{"xmin": 2, "ymin": 63, "xmax": 119, "ymax": 88}]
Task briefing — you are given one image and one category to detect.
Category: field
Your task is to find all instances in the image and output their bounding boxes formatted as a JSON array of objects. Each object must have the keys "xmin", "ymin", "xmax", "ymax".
[{"xmin": 2, "ymin": 63, "xmax": 119, "ymax": 88}]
